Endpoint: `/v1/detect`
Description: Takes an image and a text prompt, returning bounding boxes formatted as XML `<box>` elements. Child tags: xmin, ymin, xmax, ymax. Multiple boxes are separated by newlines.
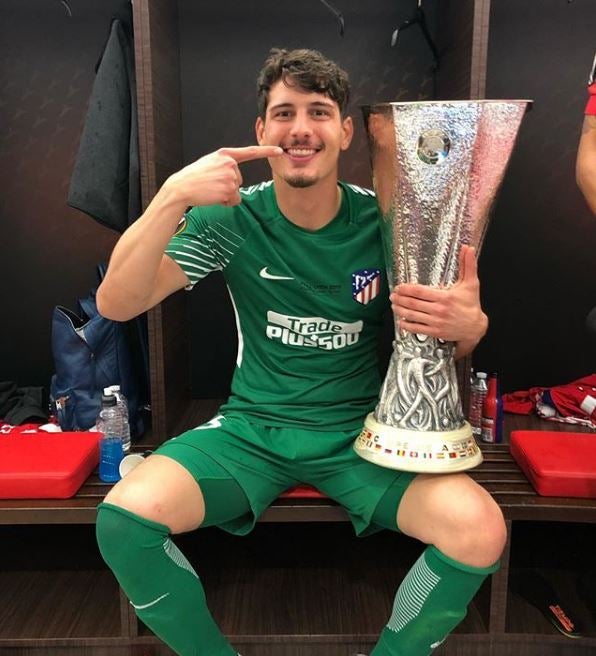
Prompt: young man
<box><xmin>95</xmin><ymin>48</ymin><xmax>505</xmax><ymax>656</ymax></box>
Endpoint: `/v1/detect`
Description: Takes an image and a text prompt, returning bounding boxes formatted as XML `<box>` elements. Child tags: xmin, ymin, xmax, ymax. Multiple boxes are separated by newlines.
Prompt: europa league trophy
<box><xmin>354</xmin><ymin>100</ymin><xmax>531</xmax><ymax>473</ymax></box>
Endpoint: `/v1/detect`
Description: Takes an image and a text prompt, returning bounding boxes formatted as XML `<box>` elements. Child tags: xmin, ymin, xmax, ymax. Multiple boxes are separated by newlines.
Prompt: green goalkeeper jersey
<box><xmin>165</xmin><ymin>180</ymin><xmax>388</xmax><ymax>430</ymax></box>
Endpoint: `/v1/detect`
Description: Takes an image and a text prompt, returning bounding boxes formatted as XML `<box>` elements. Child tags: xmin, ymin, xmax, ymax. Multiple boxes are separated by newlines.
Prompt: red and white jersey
<box><xmin>503</xmin><ymin>374</ymin><xmax>596</xmax><ymax>430</ymax></box>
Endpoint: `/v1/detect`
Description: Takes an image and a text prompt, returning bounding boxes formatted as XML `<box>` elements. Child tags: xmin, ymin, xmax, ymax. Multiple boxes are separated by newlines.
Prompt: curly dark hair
<box><xmin>256</xmin><ymin>48</ymin><xmax>351</xmax><ymax>118</ymax></box>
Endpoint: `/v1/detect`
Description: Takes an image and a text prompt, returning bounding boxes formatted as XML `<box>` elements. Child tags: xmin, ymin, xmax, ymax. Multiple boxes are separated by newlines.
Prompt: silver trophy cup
<box><xmin>354</xmin><ymin>100</ymin><xmax>531</xmax><ymax>473</ymax></box>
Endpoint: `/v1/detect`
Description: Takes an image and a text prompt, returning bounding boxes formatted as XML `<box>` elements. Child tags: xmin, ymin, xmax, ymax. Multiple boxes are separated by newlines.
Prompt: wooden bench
<box><xmin>1</xmin><ymin>413</ymin><xmax>595</xmax><ymax>656</ymax></box>
<box><xmin>1</xmin><ymin>414</ymin><xmax>594</xmax><ymax>526</ymax></box>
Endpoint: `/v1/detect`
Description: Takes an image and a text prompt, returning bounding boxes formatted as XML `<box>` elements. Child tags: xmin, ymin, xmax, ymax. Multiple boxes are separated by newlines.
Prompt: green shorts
<box><xmin>154</xmin><ymin>413</ymin><xmax>416</xmax><ymax>537</ymax></box>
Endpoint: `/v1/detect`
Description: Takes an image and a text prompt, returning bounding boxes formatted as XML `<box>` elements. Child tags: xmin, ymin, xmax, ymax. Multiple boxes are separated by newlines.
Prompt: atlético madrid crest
<box><xmin>352</xmin><ymin>268</ymin><xmax>381</xmax><ymax>305</ymax></box>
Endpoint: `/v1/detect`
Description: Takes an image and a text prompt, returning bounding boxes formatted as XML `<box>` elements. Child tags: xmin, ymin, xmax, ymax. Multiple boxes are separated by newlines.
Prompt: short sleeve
<box><xmin>164</xmin><ymin>207</ymin><xmax>223</xmax><ymax>289</ymax></box>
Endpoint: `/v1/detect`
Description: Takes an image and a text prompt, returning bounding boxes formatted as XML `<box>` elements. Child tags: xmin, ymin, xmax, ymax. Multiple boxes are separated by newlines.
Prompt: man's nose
<box><xmin>290</xmin><ymin>112</ymin><xmax>313</xmax><ymax>138</ymax></box>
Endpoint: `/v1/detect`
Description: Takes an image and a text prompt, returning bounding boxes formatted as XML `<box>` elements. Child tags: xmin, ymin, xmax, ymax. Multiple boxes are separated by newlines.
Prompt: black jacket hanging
<box><xmin>67</xmin><ymin>9</ymin><xmax>140</xmax><ymax>233</ymax></box>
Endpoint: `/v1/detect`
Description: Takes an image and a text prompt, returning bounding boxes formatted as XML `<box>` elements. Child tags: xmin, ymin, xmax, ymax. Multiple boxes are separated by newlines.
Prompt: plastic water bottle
<box><xmin>107</xmin><ymin>385</ymin><xmax>131</xmax><ymax>453</ymax></box>
<box><xmin>481</xmin><ymin>373</ymin><xmax>504</xmax><ymax>443</ymax></box>
<box><xmin>98</xmin><ymin>393</ymin><xmax>124</xmax><ymax>483</ymax></box>
<box><xmin>468</xmin><ymin>371</ymin><xmax>488</xmax><ymax>437</ymax></box>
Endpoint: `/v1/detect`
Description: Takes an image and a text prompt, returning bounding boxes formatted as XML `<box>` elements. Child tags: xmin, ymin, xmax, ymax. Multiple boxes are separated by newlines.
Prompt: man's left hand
<box><xmin>389</xmin><ymin>245</ymin><xmax>488</xmax><ymax>348</ymax></box>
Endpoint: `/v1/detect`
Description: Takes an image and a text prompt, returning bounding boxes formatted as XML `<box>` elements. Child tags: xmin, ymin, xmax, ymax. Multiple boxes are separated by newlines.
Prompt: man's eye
<box><xmin>312</xmin><ymin>109</ymin><xmax>331</xmax><ymax>118</ymax></box>
<box><xmin>275</xmin><ymin>111</ymin><xmax>292</xmax><ymax>119</ymax></box>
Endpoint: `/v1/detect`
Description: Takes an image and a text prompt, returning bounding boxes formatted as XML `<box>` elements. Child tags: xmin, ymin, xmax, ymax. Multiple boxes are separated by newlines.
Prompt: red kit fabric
<box><xmin>503</xmin><ymin>374</ymin><xmax>596</xmax><ymax>430</ymax></box>
<box><xmin>510</xmin><ymin>430</ymin><xmax>596</xmax><ymax>498</ymax></box>
<box><xmin>280</xmin><ymin>484</ymin><xmax>325</xmax><ymax>498</ymax></box>
<box><xmin>0</xmin><ymin>432</ymin><xmax>100</xmax><ymax>499</ymax></box>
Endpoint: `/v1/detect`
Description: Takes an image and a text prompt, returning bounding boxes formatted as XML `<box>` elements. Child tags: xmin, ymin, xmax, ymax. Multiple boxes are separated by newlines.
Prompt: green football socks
<box><xmin>96</xmin><ymin>502</ymin><xmax>236</xmax><ymax>656</ymax></box>
<box><xmin>97</xmin><ymin>502</ymin><xmax>498</xmax><ymax>656</ymax></box>
<box><xmin>371</xmin><ymin>545</ymin><xmax>499</xmax><ymax>656</ymax></box>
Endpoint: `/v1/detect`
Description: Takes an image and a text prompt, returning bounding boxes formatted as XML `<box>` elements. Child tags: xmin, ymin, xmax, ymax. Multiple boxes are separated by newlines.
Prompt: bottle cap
<box><xmin>109</xmin><ymin>385</ymin><xmax>121</xmax><ymax>392</ymax></box>
<box><xmin>477</xmin><ymin>372</ymin><xmax>487</xmax><ymax>379</ymax></box>
<box><xmin>103</xmin><ymin>387</ymin><xmax>114</xmax><ymax>396</ymax></box>
<box><xmin>102</xmin><ymin>393</ymin><xmax>117</xmax><ymax>406</ymax></box>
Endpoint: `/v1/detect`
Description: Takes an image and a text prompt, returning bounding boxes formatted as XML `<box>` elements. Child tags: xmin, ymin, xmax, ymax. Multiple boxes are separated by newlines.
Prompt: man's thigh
<box><xmin>156</xmin><ymin>414</ymin><xmax>297</xmax><ymax>535</ymax></box>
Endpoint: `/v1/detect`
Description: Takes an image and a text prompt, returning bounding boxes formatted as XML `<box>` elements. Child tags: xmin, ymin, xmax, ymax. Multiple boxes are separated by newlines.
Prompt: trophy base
<box><xmin>354</xmin><ymin>413</ymin><xmax>483</xmax><ymax>473</ymax></box>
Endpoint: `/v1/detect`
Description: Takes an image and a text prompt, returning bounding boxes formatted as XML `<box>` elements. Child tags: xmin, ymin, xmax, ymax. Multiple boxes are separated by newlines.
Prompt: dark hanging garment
<box><xmin>67</xmin><ymin>9</ymin><xmax>140</xmax><ymax>233</ymax></box>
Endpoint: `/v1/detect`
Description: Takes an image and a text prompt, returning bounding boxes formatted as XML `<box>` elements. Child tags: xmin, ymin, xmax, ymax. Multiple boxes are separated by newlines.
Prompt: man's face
<box><xmin>255</xmin><ymin>79</ymin><xmax>353</xmax><ymax>188</ymax></box>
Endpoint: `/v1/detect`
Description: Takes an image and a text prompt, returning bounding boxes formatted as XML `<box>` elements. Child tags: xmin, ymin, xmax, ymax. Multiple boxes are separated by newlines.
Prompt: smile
<box><xmin>283</xmin><ymin>147</ymin><xmax>321</xmax><ymax>158</ymax></box>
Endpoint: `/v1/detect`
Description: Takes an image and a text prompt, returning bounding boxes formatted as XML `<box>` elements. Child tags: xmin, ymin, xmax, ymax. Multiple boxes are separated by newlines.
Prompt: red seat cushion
<box><xmin>510</xmin><ymin>430</ymin><xmax>596</xmax><ymax>498</ymax></box>
<box><xmin>0</xmin><ymin>432</ymin><xmax>100</xmax><ymax>499</ymax></box>
<box><xmin>279</xmin><ymin>484</ymin><xmax>327</xmax><ymax>499</ymax></box>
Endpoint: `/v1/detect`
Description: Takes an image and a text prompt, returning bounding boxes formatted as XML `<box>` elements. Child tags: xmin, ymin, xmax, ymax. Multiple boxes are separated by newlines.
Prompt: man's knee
<box><xmin>103</xmin><ymin>477</ymin><xmax>168</xmax><ymax>527</ymax></box>
<box><xmin>102</xmin><ymin>455</ymin><xmax>206</xmax><ymax>533</ymax></box>
<box><xmin>399</xmin><ymin>473</ymin><xmax>507</xmax><ymax>567</ymax></box>
<box><xmin>449</xmin><ymin>487</ymin><xmax>507</xmax><ymax>565</ymax></box>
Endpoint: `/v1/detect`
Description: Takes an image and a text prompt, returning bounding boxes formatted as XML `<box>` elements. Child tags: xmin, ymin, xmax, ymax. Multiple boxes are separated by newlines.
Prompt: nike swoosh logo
<box><xmin>259</xmin><ymin>267</ymin><xmax>294</xmax><ymax>281</ymax></box>
<box><xmin>131</xmin><ymin>592</ymin><xmax>170</xmax><ymax>610</ymax></box>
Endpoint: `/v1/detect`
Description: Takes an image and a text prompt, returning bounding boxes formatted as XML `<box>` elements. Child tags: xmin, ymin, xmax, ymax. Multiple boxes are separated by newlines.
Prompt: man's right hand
<box><xmin>165</xmin><ymin>145</ymin><xmax>283</xmax><ymax>207</ymax></box>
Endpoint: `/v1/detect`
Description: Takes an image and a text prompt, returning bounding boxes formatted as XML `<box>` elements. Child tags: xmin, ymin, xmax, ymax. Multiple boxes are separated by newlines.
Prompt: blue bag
<box><xmin>50</xmin><ymin>271</ymin><xmax>148</xmax><ymax>436</ymax></box>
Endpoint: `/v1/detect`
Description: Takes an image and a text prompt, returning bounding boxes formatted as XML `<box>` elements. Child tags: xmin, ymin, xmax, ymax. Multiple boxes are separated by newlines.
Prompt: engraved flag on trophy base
<box><xmin>354</xmin><ymin>100</ymin><xmax>531</xmax><ymax>474</ymax></box>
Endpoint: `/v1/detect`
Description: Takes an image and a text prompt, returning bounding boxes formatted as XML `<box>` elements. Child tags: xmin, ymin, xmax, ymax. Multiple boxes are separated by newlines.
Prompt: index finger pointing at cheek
<box><xmin>219</xmin><ymin>145</ymin><xmax>283</xmax><ymax>163</ymax></box>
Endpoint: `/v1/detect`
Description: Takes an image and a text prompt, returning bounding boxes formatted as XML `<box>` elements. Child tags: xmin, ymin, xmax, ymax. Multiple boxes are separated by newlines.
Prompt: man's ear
<box><xmin>255</xmin><ymin>116</ymin><xmax>265</xmax><ymax>145</ymax></box>
<box><xmin>341</xmin><ymin>116</ymin><xmax>354</xmax><ymax>151</ymax></box>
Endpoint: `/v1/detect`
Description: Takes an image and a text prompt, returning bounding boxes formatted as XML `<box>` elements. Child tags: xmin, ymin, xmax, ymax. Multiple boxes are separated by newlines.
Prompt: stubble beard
<box><xmin>283</xmin><ymin>173</ymin><xmax>318</xmax><ymax>189</ymax></box>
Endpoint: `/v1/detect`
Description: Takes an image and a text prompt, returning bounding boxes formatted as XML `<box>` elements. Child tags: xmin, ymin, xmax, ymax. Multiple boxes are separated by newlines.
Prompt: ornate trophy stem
<box><xmin>354</xmin><ymin>100</ymin><xmax>531</xmax><ymax>473</ymax></box>
<box><xmin>376</xmin><ymin>333</ymin><xmax>460</xmax><ymax>430</ymax></box>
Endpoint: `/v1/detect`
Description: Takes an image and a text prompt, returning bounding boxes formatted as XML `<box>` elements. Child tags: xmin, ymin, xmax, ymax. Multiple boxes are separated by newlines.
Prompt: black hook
<box><xmin>391</xmin><ymin>0</ymin><xmax>440</xmax><ymax>72</ymax></box>
<box><xmin>318</xmin><ymin>0</ymin><xmax>345</xmax><ymax>37</ymax></box>
<box><xmin>58</xmin><ymin>0</ymin><xmax>73</xmax><ymax>18</ymax></box>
